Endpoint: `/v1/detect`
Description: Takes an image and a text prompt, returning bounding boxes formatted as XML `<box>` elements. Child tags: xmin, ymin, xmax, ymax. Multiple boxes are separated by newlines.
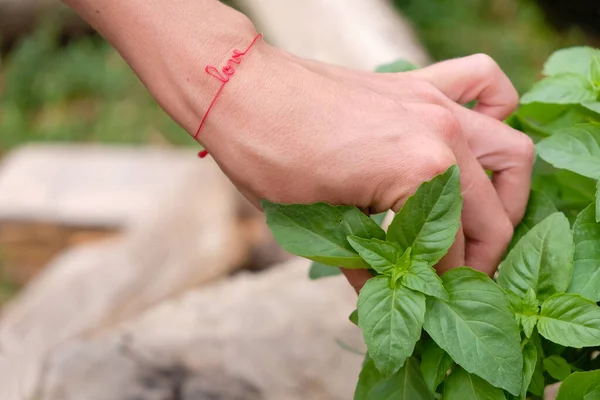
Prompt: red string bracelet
<box><xmin>194</xmin><ymin>33</ymin><xmax>263</xmax><ymax>158</ymax></box>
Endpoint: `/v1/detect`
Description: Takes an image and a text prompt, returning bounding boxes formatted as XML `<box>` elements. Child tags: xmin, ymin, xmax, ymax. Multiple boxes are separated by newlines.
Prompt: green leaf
<box><xmin>376</xmin><ymin>59</ymin><xmax>417</xmax><ymax>73</ymax></box>
<box><xmin>506</xmin><ymin>289</ymin><xmax>540</xmax><ymax>338</ymax></box>
<box><xmin>538</xmin><ymin>293</ymin><xmax>600</xmax><ymax>347</ymax></box>
<box><xmin>585</xmin><ymin>386</ymin><xmax>600</xmax><ymax>400</ymax></box>
<box><xmin>537</xmin><ymin>123</ymin><xmax>600</xmax><ymax>179</ymax></box>
<box><xmin>508</xmin><ymin>191</ymin><xmax>558</xmax><ymax>252</ymax></box>
<box><xmin>591</xmin><ymin>55</ymin><xmax>600</xmax><ymax>87</ymax></box>
<box><xmin>583</xmin><ymin>102</ymin><xmax>600</xmax><ymax>116</ymax></box>
<box><xmin>520</xmin><ymin>341</ymin><xmax>538</xmax><ymax>400</ymax></box>
<box><xmin>498</xmin><ymin>213</ymin><xmax>573</xmax><ymax>301</ymax></box>
<box><xmin>514</xmin><ymin>103</ymin><xmax>595</xmax><ymax>137</ymax></box>
<box><xmin>420</xmin><ymin>340</ymin><xmax>453</xmax><ymax>393</ymax></box>
<box><xmin>543</xmin><ymin>355</ymin><xmax>571</xmax><ymax>381</ymax></box>
<box><xmin>354</xmin><ymin>356</ymin><xmax>383</xmax><ymax>400</ymax></box>
<box><xmin>349</xmin><ymin>309</ymin><xmax>359</xmax><ymax>326</ymax></box>
<box><xmin>528</xmin><ymin>359</ymin><xmax>545</xmax><ymax>397</ymax></box>
<box><xmin>403</xmin><ymin>261</ymin><xmax>449</xmax><ymax>301</ymax></box>
<box><xmin>308</xmin><ymin>262</ymin><xmax>342</xmax><ymax>279</ymax></box>
<box><xmin>387</xmin><ymin>165</ymin><xmax>462</xmax><ymax>266</ymax></box>
<box><xmin>367</xmin><ymin>357</ymin><xmax>433</xmax><ymax>400</ymax></box>
<box><xmin>556</xmin><ymin>370</ymin><xmax>600</xmax><ymax>400</ymax></box>
<box><xmin>347</xmin><ymin>236</ymin><xmax>400</xmax><ymax>274</ymax></box>
<box><xmin>526</xmin><ymin>332</ymin><xmax>545</xmax><ymax>397</ymax></box>
<box><xmin>262</xmin><ymin>201</ymin><xmax>385</xmax><ymax>269</ymax></box>
<box><xmin>357</xmin><ymin>276</ymin><xmax>426</xmax><ymax>378</ymax></box>
<box><xmin>556</xmin><ymin>169</ymin><xmax>598</xmax><ymax>205</ymax></box>
<box><xmin>543</xmin><ymin>47</ymin><xmax>600</xmax><ymax>78</ymax></box>
<box><xmin>443</xmin><ymin>367</ymin><xmax>506</xmax><ymax>400</ymax></box>
<box><xmin>424</xmin><ymin>268</ymin><xmax>522</xmax><ymax>395</ymax></box>
<box><xmin>568</xmin><ymin>205</ymin><xmax>600</xmax><ymax>301</ymax></box>
<box><xmin>521</xmin><ymin>74</ymin><xmax>597</xmax><ymax>105</ymax></box>
<box><xmin>371</xmin><ymin>212</ymin><xmax>388</xmax><ymax>226</ymax></box>
<box><xmin>597</xmin><ymin>181</ymin><xmax>600</xmax><ymax>223</ymax></box>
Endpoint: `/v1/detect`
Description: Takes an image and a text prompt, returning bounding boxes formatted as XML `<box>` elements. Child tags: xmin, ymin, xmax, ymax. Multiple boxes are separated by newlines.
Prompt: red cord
<box><xmin>195</xmin><ymin>33</ymin><xmax>263</xmax><ymax>158</ymax></box>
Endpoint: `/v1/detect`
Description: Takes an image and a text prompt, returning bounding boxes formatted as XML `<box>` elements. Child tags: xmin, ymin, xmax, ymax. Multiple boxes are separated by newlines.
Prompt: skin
<box><xmin>63</xmin><ymin>0</ymin><xmax>535</xmax><ymax>292</ymax></box>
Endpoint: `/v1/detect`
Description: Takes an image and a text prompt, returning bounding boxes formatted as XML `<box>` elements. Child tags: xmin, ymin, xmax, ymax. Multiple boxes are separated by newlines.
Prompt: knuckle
<box><xmin>414</xmin><ymin>81</ymin><xmax>446</xmax><ymax>105</ymax></box>
<box><xmin>384</xmin><ymin>146</ymin><xmax>456</xmax><ymax>213</ymax></box>
<box><xmin>428</xmin><ymin>105</ymin><xmax>461</xmax><ymax>142</ymax></box>
<box><xmin>506</xmin><ymin>86</ymin><xmax>520</xmax><ymax>110</ymax></box>
<box><xmin>471</xmin><ymin>53</ymin><xmax>499</xmax><ymax>72</ymax></box>
<box><xmin>513</xmin><ymin>133</ymin><xmax>536</xmax><ymax>165</ymax></box>
<box><xmin>497</xmin><ymin>218</ymin><xmax>515</xmax><ymax>246</ymax></box>
<box><xmin>420</xmin><ymin>147</ymin><xmax>457</xmax><ymax>179</ymax></box>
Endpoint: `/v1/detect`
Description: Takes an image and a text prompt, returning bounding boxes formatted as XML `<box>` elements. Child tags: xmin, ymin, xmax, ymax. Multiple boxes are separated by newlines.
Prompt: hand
<box><xmin>198</xmin><ymin>44</ymin><xmax>534</xmax><ymax>291</ymax></box>
<box><xmin>63</xmin><ymin>0</ymin><xmax>533</xmax><ymax>292</ymax></box>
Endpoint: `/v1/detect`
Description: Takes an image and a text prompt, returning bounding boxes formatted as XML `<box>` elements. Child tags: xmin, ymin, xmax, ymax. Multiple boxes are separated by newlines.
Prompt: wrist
<box><xmin>65</xmin><ymin>0</ymin><xmax>260</xmax><ymax>138</ymax></box>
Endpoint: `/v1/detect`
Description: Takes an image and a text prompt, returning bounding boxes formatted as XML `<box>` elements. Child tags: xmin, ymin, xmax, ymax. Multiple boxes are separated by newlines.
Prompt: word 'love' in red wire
<box><xmin>195</xmin><ymin>33</ymin><xmax>263</xmax><ymax>158</ymax></box>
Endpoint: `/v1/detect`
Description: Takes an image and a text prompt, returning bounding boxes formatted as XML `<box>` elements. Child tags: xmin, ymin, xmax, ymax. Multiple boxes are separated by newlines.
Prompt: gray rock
<box><xmin>0</xmin><ymin>145</ymin><xmax>246</xmax><ymax>400</ymax></box>
<box><xmin>36</xmin><ymin>259</ymin><xmax>364</xmax><ymax>400</ymax></box>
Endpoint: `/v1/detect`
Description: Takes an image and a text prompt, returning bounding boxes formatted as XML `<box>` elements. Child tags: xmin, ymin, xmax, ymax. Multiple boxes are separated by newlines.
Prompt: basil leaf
<box><xmin>556</xmin><ymin>370</ymin><xmax>600</xmax><ymax>400</ymax></box>
<box><xmin>583</xmin><ymin>102</ymin><xmax>600</xmax><ymax>116</ymax></box>
<box><xmin>347</xmin><ymin>236</ymin><xmax>400</xmax><ymax>274</ymax></box>
<box><xmin>543</xmin><ymin>355</ymin><xmax>571</xmax><ymax>381</ymax></box>
<box><xmin>262</xmin><ymin>201</ymin><xmax>385</xmax><ymax>269</ymax></box>
<box><xmin>506</xmin><ymin>289</ymin><xmax>539</xmax><ymax>338</ymax></box>
<box><xmin>508</xmin><ymin>191</ymin><xmax>558</xmax><ymax>253</ymax></box>
<box><xmin>515</xmin><ymin>103</ymin><xmax>594</xmax><ymax>137</ymax></box>
<box><xmin>597</xmin><ymin>181</ymin><xmax>600</xmax><ymax>223</ymax></box>
<box><xmin>376</xmin><ymin>59</ymin><xmax>417</xmax><ymax>73</ymax></box>
<box><xmin>308</xmin><ymin>262</ymin><xmax>342</xmax><ymax>279</ymax></box>
<box><xmin>538</xmin><ymin>293</ymin><xmax>600</xmax><ymax>347</ymax></box>
<box><xmin>424</xmin><ymin>268</ymin><xmax>522</xmax><ymax>395</ymax></box>
<box><xmin>498</xmin><ymin>213</ymin><xmax>573</xmax><ymax>301</ymax></box>
<box><xmin>367</xmin><ymin>357</ymin><xmax>433</xmax><ymax>400</ymax></box>
<box><xmin>528</xmin><ymin>359</ymin><xmax>545</xmax><ymax>396</ymax></box>
<box><xmin>536</xmin><ymin>123</ymin><xmax>600</xmax><ymax>179</ymax></box>
<box><xmin>568</xmin><ymin>205</ymin><xmax>600</xmax><ymax>301</ymax></box>
<box><xmin>403</xmin><ymin>261</ymin><xmax>449</xmax><ymax>301</ymax></box>
<box><xmin>371</xmin><ymin>212</ymin><xmax>388</xmax><ymax>226</ymax></box>
<box><xmin>556</xmin><ymin>169</ymin><xmax>598</xmax><ymax>206</ymax></box>
<box><xmin>443</xmin><ymin>367</ymin><xmax>506</xmax><ymax>400</ymax></box>
<box><xmin>420</xmin><ymin>340</ymin><xmax>453</xmax><ymax>393</ymax></box>
<box><xmin>358</xmin><ymin>276</ymin><xmax>426</xmax><ymax>378</ymax></box>
<box><xmin>521</xmin><ymin>74</ymin><xmax>597</xmax><ymax>105</ymax></box>
<box><xmin>349</xmin><ymin>309</ymin><xmax>359</xmax><ymax>326</ymax></box>
<box><xmin>520</xmin><ymin>341</ymin><xmax>538</xmax><ymax>400</ymax></box>
<box><xmin>591</xmin><ymin>55</ymin><xmax>600</xmax><ymax>87</ymax></box>
<box><xmin>543</xmin><ymin>47</ymin><xmax>600</xmax><ymax>78</ymax></box>
<box><xmin>354</xmin><ymin>356</ymin><xmax>383</xmax><ymax>400</ymax></box>
<box><xmin>585</xmin><ymin>387</ymin><xmax>600</xmax><ymax>400</ymax></box>
<box><xmin>387</xmin><ymin>165</ymin><xmax>462</xmax><ymax>266</ymax></box>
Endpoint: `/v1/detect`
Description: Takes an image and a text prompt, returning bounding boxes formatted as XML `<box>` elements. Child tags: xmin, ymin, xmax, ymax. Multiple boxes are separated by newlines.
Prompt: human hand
<box><xmin>285</xmin><ymin>53</ymin><xmax>535</xmax><ymax>289</ymax></box>
<box><xmin>63</xmin><ymin>0</ymin><xmax>533</xmax><ymax>292</ymax></box>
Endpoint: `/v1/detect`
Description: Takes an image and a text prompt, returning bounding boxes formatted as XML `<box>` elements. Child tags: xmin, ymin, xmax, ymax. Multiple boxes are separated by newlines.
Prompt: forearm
<box><xmin>62</xmin><ymin>0</ymin><xmax>260</xmax><ymax>136</ymax></box>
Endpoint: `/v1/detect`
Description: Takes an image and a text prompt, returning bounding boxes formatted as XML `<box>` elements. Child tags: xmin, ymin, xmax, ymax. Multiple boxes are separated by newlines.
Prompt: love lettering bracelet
<box><xmin>194</xmin><ymin>33</ymin><xmax>263</xmax><ymax>158</ymax></box>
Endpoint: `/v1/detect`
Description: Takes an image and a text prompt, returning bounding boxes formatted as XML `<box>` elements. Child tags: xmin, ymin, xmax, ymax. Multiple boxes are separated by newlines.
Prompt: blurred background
<box><xmin>0</xmin><ymin>0</ymin><xmax>598</xmax><ymax>399</ymax></box>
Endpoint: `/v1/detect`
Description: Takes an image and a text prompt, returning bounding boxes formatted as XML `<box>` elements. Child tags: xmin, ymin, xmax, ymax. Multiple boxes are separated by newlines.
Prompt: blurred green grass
<box><xmin>394</xmin><ymin>0</ymin><xmax>590</xmax><ymax>93</ymax></box>
<box><xmin>0</xmin><ymin>19</ymin><xmax>193</xmax><ymax>155</ymax></box>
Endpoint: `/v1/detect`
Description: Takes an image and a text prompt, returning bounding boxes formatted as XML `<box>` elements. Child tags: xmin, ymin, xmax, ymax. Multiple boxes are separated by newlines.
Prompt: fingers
<box><xmin>450</xmin><ymin>134</ymin><xmax>514</xmax><ymax>276</ymax></box>
<box><xmin>342</xmin><ymin>268</ymin><xmax>372</xmax><ymax>294</ymax></box>
<box><xmin>453</xmin><ymin>106</ymin><xmax>535</xmax><ymax>226</ymax></box>
<box><xmin>413</xmin><ymin>54</ymin><xmax>519</xmax><ymax>120</ymax></box>
<box><xmin>436</xmin><ymin>225</ymin><xmax>466</xmax><ymax>275</ymax></box>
